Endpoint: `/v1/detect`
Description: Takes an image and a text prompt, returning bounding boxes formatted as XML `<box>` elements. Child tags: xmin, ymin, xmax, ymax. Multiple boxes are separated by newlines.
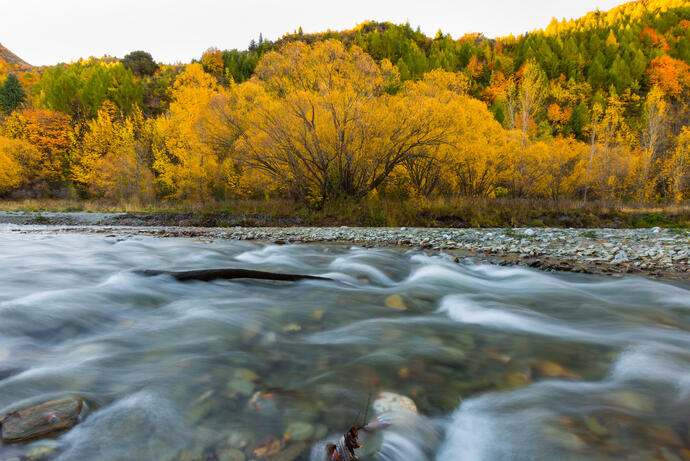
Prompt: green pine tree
<box><xmin>0</xmin><ymin>73</ymin><xmax>26</xmax><ymax>113</ymax></box>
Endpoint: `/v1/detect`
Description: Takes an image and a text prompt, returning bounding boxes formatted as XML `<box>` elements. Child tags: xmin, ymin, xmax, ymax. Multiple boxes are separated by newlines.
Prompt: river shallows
<box><xmin>0</xmin><ymin>232</ymin><xmax>689</xmax><ymax>460</ymax></box>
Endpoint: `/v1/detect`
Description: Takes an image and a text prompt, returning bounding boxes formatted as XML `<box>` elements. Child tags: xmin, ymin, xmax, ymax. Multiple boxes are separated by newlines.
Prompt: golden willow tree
<box><xmin>398</xmin><ymin>69</ymin><xmax>517</xmax><ymax>198</ymax></box>
<box><xmin>71</xmin><ymin>101</ymin><xmax>155</xmax><ymax>200</ymax></box>
<box><xmin>152</xmin><ymin>63</ymin><xmax>233</xmax><ymax>200</ymax></box>
<box><xmin>205</xmin><ymin>40</ymin><xmax>451</xmax><ymax>205</ymax></box>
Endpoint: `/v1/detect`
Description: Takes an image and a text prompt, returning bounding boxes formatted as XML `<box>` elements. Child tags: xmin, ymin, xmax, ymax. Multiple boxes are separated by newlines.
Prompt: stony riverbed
<box><xmin>1</xmin><ymin>212</ymin><xmax>688</xmax><ymax>280</ymax></box>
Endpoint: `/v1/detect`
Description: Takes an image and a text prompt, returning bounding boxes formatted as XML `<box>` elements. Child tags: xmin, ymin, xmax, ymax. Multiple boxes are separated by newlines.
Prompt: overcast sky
<box><xmin>3</xmin><ymin>0</ymin><xmax>624</xmax><ymax>66</ymax></box>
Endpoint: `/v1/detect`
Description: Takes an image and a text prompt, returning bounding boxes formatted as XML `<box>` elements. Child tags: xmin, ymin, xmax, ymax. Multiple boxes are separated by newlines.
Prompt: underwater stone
<box><xmin>1</xmin><ymin>397</ymin><xmax>83</xmax><ymax>443</ymax></box>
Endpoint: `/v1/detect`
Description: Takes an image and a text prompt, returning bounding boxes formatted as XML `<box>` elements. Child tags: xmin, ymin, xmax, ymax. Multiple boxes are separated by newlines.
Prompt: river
<box><xmin>0</xmin><ymin>230</ymin><xmax>689</xmax><ymax>460</ymax></box>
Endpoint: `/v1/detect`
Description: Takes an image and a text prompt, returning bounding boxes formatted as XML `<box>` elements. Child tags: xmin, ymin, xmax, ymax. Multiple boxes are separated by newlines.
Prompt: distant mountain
<box><xmin>0</xmin><ymin>43</ymin><xmax>32</xmax><ymax>69</ymax></box>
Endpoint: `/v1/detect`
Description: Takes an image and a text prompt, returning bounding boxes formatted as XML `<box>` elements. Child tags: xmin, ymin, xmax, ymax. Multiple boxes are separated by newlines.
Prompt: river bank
<box><xmin>2</xmin><ymin>212</ymin><xmax>688</xmax><ymax>281</ymax></box>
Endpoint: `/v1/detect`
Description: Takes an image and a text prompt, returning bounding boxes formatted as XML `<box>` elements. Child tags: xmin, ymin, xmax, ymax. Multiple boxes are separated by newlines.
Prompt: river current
<box><xmin>0</xmin><ymin>230</ymin><xmax>689</xmax><ymax>460</ymax></box>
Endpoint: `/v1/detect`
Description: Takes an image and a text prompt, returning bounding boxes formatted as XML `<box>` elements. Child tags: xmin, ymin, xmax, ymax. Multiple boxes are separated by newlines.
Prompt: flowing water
<box><xmin>0</xmin><ymin>230</ymin><xmax>689</xmax><ymax>461</ymax></box>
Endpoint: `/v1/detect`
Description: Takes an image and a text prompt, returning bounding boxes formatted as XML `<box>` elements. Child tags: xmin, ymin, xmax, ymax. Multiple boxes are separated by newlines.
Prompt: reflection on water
<box><xmin>0</xmin><ymin>231</ymin><xmax>689</xmax><ymax>460</ymax></box>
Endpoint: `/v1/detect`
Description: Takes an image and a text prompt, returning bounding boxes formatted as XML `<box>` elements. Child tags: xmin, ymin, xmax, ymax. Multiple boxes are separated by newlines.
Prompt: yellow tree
<box><xmin>153</xmin><ymin>63</ymin><xmax>225</xmax><ymax>200</ymax></box>
<box><xmin>405</xmin><ymin>70</ymin><xmax>513</xmax><ymax>198</ymax></box>
<box><xmin>201</xmin><ymin>47</ymin><xmax>224</xmax><ymax>79</ymax></box>
<box><xmin>639</xmin><ymin>86</ymin><xmax>667</xmax><ymax>201</ymax></box>
<box><xmin>596</xmin><ymin>95</ymin><xmax>626</xmax><ymax>200</ymax></box>
<box><xmin>538</xmin><ymin>136</ymin><xmax>587</xmax><ymax>199</ymax></box>
<box><xmin>584</xmin><ymin>101</ymin><xmax>604</xmax><ymax>202</ymax></box>
<box><xmin>72</xmin><ymin>101</ymin><xmax>154</xmax><ymax>200</ymax></box>
<box><xmin>665</xmin><ymin>127</ymin><xmax>690</xmax><ymax>202</ymax></box>
<box><xmin>503</xmin><ymin>59</ymin><xmax>547</xmax><ymax>196</ymax></box>
<box><xmin>208</xmin><ymin>41</ymin><xmax>448</xmax><ymax>205</ymax></box>
<box><xmin>0</xmin><ymin>136</ymin><xmax>36</xmax><ymax>193</ymax></box>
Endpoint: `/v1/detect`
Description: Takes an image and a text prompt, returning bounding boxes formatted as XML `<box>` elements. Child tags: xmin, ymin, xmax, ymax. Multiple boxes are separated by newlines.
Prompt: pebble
<box><xmin>227</xmin><ymin>379</ymin><xmax>255</xmax><ymax>397</ymax></box>
<box><xmin>373</xmin><ymin>392</ymin><xmax>418</xmax><ymax>415</ymax></box>
<box><xmin>606</xmin><ymin>391</ymin><xmax>656</xmax><ymax>413</ymax></box>
<box><xmin>217</xmin><ymin>448</ymin><xmax>245</xmax><ymax>461</ymax></box>
<box><xmin>284</xmin><ymin>421</ymin><xmax>314</xmax><ymax>441</ymax></box>
<box><xmin>234</xmin><ymin>368</ymin><xmax>259</xmax><ymax>382</ymax></box>
<box><xmin>533</xmin><ymin>360</ymin><xmax>580</xmax><ymax>380</ymax></box>
<box><xmin>384</xmin><ymin>294</ymin><xmax>407</xmax><ymax>311</ymax></box>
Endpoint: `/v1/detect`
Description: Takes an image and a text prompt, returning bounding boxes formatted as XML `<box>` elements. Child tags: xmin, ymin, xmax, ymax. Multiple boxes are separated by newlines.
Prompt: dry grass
<box><xmin>0</xmin><ymin>197</ymin><xmax>688</xmax><ymax>228</ymax></box>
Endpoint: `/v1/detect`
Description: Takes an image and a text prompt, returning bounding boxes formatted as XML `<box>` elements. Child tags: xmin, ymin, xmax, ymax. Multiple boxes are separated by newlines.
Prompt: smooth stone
<box><xmin>272</xmin><ymin>442</ymin><xmax>306</xmax><ymax>461</ymax></box>
<box><xmin>185</xmin><ymin>401</ymin><xmax>212</xmax><ymax>424</ymax></box>
<box><xmin>27</xmin><ymin>445</ymin><xmax>55</xmax><ymax>460</ymax></box>
<box><xmin>384</xmin><ymin>294</ymin><xmax>407</xmax><ymax>311</ymax></box>
<box><xmin>583</xmin><ymin>417</ymin><xmax>608</xmax><ymax>436</ymax></box>
<box><xmin>543</xmin><ymin>426</ymin><xmax>587</xmax><ymax>452</ymax></box>
<box><xmin>227</xmin><ymin>379</ymin><xmax>255</xmax><ymax>397</ymax></box>
<box><xmin>503</xmin><ymin>371</ymin><xmax>531</xmax><ymax>388</ymax></box>
<box><xmin>227</xmin><ymin>430</ymin><xmax>252</xmax><ymax>449</ymax></box>
<box><xmin>645</xmin><ymin>425</ymin><xmax>685</xmax><ymax>448</ymax></box>
<box><xmin>284</xmin><ymin>421</ymin><xmax>314</xmax><ymax>441</ymax></box>
<box><xmin>1</xmin><ymin>397</ymin><xmax>83</xmax><ymax>443</ymax></box>
<box><xmin>607</xmin><ymin>391</ymin><xmax>656</xmax><ymax>413</ymax></box>
<box><xmin>233</xmin><ymin>368</ymin><xmax>259</xmax><ymax>382</ymax></box>
<box><xmin>373</xmin><ymin>392</ymin><xmax>417</xmax><ymax>415</ymax></box>
<box><xmin>533</xmin><ymin>360</ymin><xmax>580</xmax><ymax>379</ymax></box>
<box><xmin>217</xmin><ymin>448</ymin><xmax>245</xmax><ymax>461</ymax></box>
<box><xmin>252</xmin><ymin>436</ymin><xmax>282</xmax><ymax>459</ymax></box>
<box><xmin>282</xmin><ymin>323</ymin><xmax>302</xmax><ymax>333</ymax></box>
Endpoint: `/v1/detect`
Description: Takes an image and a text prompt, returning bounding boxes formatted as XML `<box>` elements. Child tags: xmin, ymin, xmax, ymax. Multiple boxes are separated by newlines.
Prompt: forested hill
<box><xmin>0</xmin><ymin>0</ymin><xmax>689</xmax><ymax>206</ymax></box>
<box><xmin>221</xmin><ymin>0</ymin><xmax>690</xmax><ymax>136</ymax></box>
<box><xmin>0</xmin><ymin>43</ymin><xmax>31</xmax><ymax>70</ymax></box>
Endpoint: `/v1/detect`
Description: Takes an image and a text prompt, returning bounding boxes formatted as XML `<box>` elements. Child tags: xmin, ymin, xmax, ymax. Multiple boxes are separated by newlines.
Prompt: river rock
<box><xmin>252</xmin><ymin>435</ymin><xmax>282</xmax><ymax>459</ymax></box>
<box><xmin>272</xmin><ymin>442</ymin><xmax>306</xmax><ymax>461</ymax></box>
<box><xmin>607</xmin><ymin>391</ymin><xmax>656</xmax><ymax>413</ymax></box>
<box><xmin>284</xmin><ymin>421</ymin><xmax>314</xmax><ymax>441</ymax></box>
<box><xmin>384</xmin><ymin>294</ymin><xmax>407</xmax><ymax>311</ymax></box>
<box><xmin>372</xmin><ymin>392</ymin><xmax>417</xmax><ymax>415</ymax></box>
<box><xmin>503</xmin><ymin>371</ymin><xmax>531</xmax><ymax>388</ymax></box>
<box><xmin>227</xmin><ymin>379</ymin><xmax>255</xmax><ymax>397</ymax></box>
<box><xmin>217</xmin><ymin>447</ymin><xmax>245</xmax><ymax>461</ymax></box>
<box><xmin>1</xmin><ymin>397</ymin><xmax>83</xmax><ymax>443</ymax></box>
<box><xmin>227</xmin><ymin>430</ymin><xmax>252</xmax><ymax>449</ymax></box>
<box><xmin>533</xmin><ymin>360</ymin><xmax>580</xmax><ymax>379</ymax></box>
<box><xmin>26</xmin><ymin>445</ymin><xmax>56</xmax><ymax>460</ymax></box>
<box><xmin>233</xmin><ymin>368</ymin><xmax>259</xmax><ymax>382</ymax></box>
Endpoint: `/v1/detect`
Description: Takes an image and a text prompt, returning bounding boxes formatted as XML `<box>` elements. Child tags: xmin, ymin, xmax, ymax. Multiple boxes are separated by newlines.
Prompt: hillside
<box><xmin>0</xmin><ymin>43</ymin><xmax>31</xmax><ymax>69</ymax></box>
<box><xmin>0</xmin><ymin>0</ymin><xmax>688</xmax><ymax>206</ymax></box>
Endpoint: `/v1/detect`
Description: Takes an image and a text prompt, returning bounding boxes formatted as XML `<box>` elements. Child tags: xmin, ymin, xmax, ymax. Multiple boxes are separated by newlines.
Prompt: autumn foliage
<box><xmin>0</xmin><ymin>0</ymin><xmax>689</xmax><ymax>204</ymax></box>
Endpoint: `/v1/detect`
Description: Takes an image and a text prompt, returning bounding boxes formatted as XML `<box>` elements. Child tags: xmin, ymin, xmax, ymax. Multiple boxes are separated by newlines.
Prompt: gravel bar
<box><xmin>1</xmin><ymin>213</ymin><xmax>688</xmax><ymax>281</ymax></box>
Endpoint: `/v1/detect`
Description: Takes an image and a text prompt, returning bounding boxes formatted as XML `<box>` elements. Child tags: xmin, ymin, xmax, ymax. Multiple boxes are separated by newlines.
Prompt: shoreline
<box><xmin>2</xmin><ymin>212</ymin><xmax>688</xmax><ymax>282</ymax></box>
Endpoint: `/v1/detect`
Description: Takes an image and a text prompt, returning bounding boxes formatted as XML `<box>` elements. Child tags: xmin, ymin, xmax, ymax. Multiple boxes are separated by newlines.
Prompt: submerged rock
<box><xmin>373</xmin><ymin>392</ymin><xmax>418</xmax><ymax>415</ymax></box>
<box><xmin>283</xmin><ymin>421</ymin><xmax>314</xmax><ymax>441</ymax></box>
<box><xmin>1</xmin><ymin>397</ymin><xmax>83</xmax><ymax>443</ymax></box>
<box><xmin>216</xmin><ymin>447</ymin><xmax>245</xmax><ymax>461</ymax></box>
<box><xmin>384</xmin><ymin>294</ymin><xmax>407</xmax><ymax>311</ymax></box>
<box><xmin>533</xmin><ymin>360</ymin><xmax>580</xmax><ymax>380</ymax></box>
<box><xmin>227</xmin><ymin>379</ymin><xmax>255</xmax><ymax>397</ymax></box>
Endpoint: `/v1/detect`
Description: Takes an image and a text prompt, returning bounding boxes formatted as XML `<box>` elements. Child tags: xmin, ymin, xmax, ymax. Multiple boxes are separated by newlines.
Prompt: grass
<box><xmin>0</xmin><ymin>197</ymin><xmax>688</xmax><ymax>229</ymax></box>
